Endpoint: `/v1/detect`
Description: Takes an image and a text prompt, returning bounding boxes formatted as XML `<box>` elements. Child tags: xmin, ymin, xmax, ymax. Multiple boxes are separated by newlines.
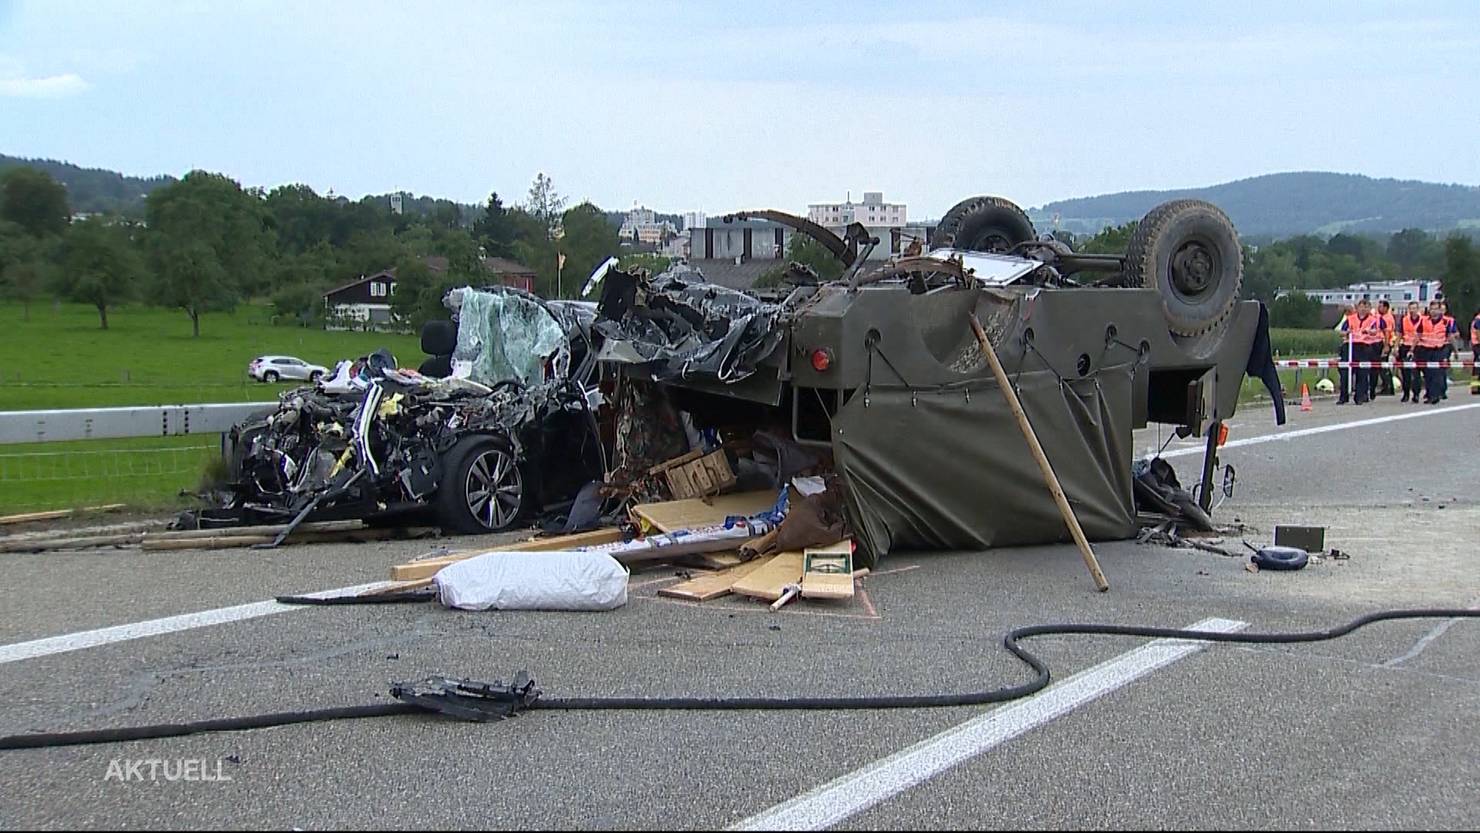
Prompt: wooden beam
<box><xmin>147</xmin><ymin>519</ymin><xmax>364</xmax><ymax>541</ymax></box>
<box><xmin>0</xmin><ymin>533</ymin><xmax>144</xmax><ymax>553</ymax></box>
<box><xmin>387</xmin><ymin>527</ymin><xmax>626</xmax><ymax>581</ymax></box>
<box><xmin>970</xmin><ymin>313</ymin><xmax>1110</xmax><ymax>592</ymax></box>
<box><xmin>0</xmin><ymin>504</ymin><xmax>127</xmax><ymax>526</ymax></box>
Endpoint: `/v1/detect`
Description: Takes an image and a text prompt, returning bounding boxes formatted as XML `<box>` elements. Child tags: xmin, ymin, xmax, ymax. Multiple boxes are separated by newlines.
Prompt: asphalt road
<box><xmin>0</xmin><ymin>396</ymin><xmax>1476</xmax><ymax>830</ymax></box>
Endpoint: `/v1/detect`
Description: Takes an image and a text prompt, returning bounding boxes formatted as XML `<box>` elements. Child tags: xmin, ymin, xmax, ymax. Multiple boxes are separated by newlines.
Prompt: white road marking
<box><xmin>730</xmin><ymin>617</ymin><xmax>1248</xmax><ymax>831</ymax></box>
<box><xmin>0</xmin><ymin>582</ymin><xmax>392</xmax><ymax>665</ymax></box>
<box><xmin>1383</xmin><ymin>615</ymin><xmax>1471</xmax><ymax>668</ymax></box>
<box><xmin>1159</xmin><ymin>402</ymin><xmax>1480</xmax><ymax>459</ymax></box>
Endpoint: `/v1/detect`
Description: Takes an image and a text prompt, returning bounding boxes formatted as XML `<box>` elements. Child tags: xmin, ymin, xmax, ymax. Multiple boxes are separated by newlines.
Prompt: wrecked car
<box><xmin>591</xmin><ymin>196</ymin><xmax>1284</xmax><ymax>566</ymax></box>
<box><xmin>193</xmin><ymin>286</ymin><xmax>606</xmax><ymax>535</ymax></box>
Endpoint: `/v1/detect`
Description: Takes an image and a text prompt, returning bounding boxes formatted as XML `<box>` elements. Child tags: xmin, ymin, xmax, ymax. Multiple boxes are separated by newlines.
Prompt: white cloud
<box><xmin>0</xmin><ymin>72</ymin><xmax>90</xmax><ymax>98</ymax></box>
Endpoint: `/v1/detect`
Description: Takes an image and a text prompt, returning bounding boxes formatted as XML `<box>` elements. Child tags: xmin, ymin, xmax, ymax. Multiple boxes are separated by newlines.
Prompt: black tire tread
<box><xmin>1124</xmin><ymin>199</ymin><xmax>1242</xmax><ymax>338</ymax></box>
<box><xmin>935</xmin><ymin>196</ymin><xmax>1036</xmax><ymax>251</ymax></box>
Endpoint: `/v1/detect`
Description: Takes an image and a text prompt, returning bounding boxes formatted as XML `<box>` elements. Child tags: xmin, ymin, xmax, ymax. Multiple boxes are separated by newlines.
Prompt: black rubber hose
<box><xmin>0</xmin><ymin>704</ymin><xmax>422</xmax><ymax>750</ymax></box>
<box><xmin>2</xmin><ymin>608</ymin><xmax>1474</xmax><ymax>749</ymax></box>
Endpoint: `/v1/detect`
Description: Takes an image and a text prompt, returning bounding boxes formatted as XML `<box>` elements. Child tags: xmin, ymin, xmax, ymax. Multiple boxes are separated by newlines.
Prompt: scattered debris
<box><xmin>801</xmin><ymin>541</ymin><xmax>855</xmax><ymax>600</ymax></box>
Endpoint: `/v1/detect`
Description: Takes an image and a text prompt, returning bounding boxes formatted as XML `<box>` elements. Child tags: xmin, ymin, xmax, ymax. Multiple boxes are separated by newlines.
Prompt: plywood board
<box><xmin>730</xmin><ymin>551</ymin><xmax>805</xmax><ymax>601</ymax></box>
<box><xmin>388</xmin><ymin>527</ymin><xmax>625</xmax><ymax>581</ymax></box>
<box><xmin>630</xmin><ymin>490</ymin><xmax>776</xmax><ymax>534</ymax></box>
<box><xmin>658</xmin><ymin>558</ymin><xmax>769</xmax><ymax>602</ymax></box>
<box><xmin>801</xmin><ymin>540</ymin><xmax>855</xmax><ymax>600</ymax></box>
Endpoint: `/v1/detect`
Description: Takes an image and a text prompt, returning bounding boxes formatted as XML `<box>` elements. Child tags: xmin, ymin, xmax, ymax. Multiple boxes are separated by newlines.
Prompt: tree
<box><xmin>264</xmin><ymin>184</ymin><xmax>339</xmax><ymax>254</ymax></box>
<box><xmin>0</xmin><ymin>167</ymin><xmax>70</xmax><ymax>238</ymax></box>
<box><xmin>146</xmin><ymin>171</ymin><xmax>274</xmax><ymax>335</ymax></box>
<box><xmin>549</xmin><ymin>202</ymin><xmax>620</xmax><ymax>299</ymax></box>
<box><xmin>1442</xmin><ymin>235</ymin><xmax>1480</xmax><ymax>330</ymax></box>
<box><xmin>1268</xmin><ymin>292</ymin><xmax>1323</xmax><ymax>329</ymax></box>
<box><xmin>755</xmin><ymin>235</ymin><xmax>847</xmax><ymax>288</ymax></box>
<box><xmin>389</xmin><ymin>256</ymin><xmax>445</xmax><ymax>327</ymax></box>
<box><xmin>0</xmin><ymin>222</ymin><xmax>48</xmax><ymax>319</ymax></box>
<box><xmin>54</xmin><ymin>217</ymin><xmax>142</xmax><ymax>329</ymax></box>
<box><xmin>1387</xmin><ymin>228</ymin><xmax>1433</xmax><ymax>269</ymax></box>
<box><xmin>525</xmin><ymin>172</ymin><xmax>566</xmax><ymax>240</ymax></box>
<box><xmin>473</xmin><ymin>192</ymin><xmax>518</xmax><ymax>258</ymax></box>
<box><xmin>1076</xmin><ymin>221</ymin><xmax>1137</xmax><ymax>255</ymax></box>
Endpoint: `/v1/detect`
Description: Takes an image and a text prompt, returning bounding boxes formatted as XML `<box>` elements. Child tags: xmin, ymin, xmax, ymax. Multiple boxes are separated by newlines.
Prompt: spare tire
<box><xmin>934</xmin><ymin>196</ymin><xmax>1036</xmax><ymax>253</ymax></box>
<box><xmin>1124</xmin><ymin>200</ymin><xmax>1242</xmax><ymax>344</ymax></box>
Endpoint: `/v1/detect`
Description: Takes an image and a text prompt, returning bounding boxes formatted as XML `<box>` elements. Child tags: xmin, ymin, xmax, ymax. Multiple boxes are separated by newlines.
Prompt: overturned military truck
<box><xmin>594</xmin><ymin>197</ymin><xmax>1285</xmax><ymax>567</ymax></box>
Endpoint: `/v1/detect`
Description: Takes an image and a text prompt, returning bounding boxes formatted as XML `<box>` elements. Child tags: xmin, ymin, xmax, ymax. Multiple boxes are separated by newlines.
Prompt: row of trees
<box><xmin>1072</xmin><ymin>221</ymin><xmax>1480</xmax><ymax>329</ymax></box>
<box><xmin>0</xmin><ymin>166</ymin><xmax>626</xmax><ymax>335</ymax></box>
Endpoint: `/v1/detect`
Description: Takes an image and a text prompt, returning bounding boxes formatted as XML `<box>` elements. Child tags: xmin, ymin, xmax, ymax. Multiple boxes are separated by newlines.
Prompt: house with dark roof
<box><xmin>323</xmin><ymin>255</ymin><xmax>540</xmax><ymax>330</ymax></box>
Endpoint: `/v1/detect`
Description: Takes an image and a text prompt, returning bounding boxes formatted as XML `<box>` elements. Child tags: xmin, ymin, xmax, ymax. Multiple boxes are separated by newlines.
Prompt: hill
<box><xmin>1030</xmin><ymin>172</ymin><xmax>1480</xmax><ymax>238</ymax></box>
<box><xmin>0</xmin><ymin>154</ymin><xmax>176</xmax><ymax>215</ymax></box>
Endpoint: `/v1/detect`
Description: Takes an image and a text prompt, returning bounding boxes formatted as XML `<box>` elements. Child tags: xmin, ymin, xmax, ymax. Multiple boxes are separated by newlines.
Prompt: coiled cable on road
<box><xmin>1</xmin><ymin>608</ymin><xmax>1474</xmax><ymax>750</ymax></box>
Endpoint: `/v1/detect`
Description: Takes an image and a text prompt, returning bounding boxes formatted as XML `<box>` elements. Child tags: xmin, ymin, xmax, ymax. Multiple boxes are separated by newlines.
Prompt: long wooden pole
<box><xmin>970</xmin><ymin>314</ymin><xmax>1110</xmax><ymax>592</ymax></box>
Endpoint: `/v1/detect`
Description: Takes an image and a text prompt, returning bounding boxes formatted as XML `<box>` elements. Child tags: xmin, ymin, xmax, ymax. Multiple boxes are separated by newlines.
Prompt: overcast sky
<box><xmin>2</xmin><ymin>0</ymin><xmax>1479</xmax><ymax>218</ymax></box>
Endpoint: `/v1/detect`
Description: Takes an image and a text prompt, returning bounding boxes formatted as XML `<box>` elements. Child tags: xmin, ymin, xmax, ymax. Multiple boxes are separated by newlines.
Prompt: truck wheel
<box><xmin>435</xmin><ymin>436</ymin><xmax>530</xmax><ymax>534</ymax></box>
<box><xmin>934</xmin><ymin>196</ymin><xmax>1036</xmax><ymax>253</ymax></box>
<box><xmin>1125</xmin><ymin>200</ymin><xmax>1242</xmax><ymax>345</ymax></box>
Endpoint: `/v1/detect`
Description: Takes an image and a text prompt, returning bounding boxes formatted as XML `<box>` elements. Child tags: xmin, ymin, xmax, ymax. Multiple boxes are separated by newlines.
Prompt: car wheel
<box><xmin>1124</xmin><ymin>199</ymin><xmax>1243</xmax><ymax>354</ymax></box>
<box><xmin>436</xmin><ymin>436</ymin><xmax>530</xmax><ymax>534</ymax></box>
<box><xmin>933</xmin><ymin>196</ymin><xmax>1037</xmax><ymax>253</ymax></box>
<box><xmin>263</xmin><ymin>370</ymin><xmax>280</xmax><ymax>383</ymax></box>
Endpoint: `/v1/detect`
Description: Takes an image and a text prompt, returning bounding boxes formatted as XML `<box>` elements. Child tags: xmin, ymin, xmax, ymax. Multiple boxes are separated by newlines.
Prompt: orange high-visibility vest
<box><xmin>1472</xmin><ymin>314</ymin><xmax>1480</xmax><ymax>345</ymax></box>
<box><xmin>1399</xmin><ymin>314</ymin><xmax>1423</xmax><ymax>348</ymax></box>
<box><xmin>1379</xmin><ymin>312</ymin><xmax>1396</xmax><ymax>345</ymax></box>
<box><xmin>1417</xmin><ymin>315</ymin><xmax>1452</xmax><ymax>349</ymax></box>
<box><xmin>1345</xmin><ymin>312</ymin><xmax>1383</xmax><ymax>345</ymax></box>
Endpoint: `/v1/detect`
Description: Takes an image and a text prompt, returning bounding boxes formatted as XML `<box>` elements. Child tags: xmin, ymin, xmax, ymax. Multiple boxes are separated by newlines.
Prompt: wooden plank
<box><xmin>801</xmin><ymin>541</ymin><xmax>855</xmax><ymax>600</ymax></box>
<box><xmin>681</xmin><ymin>552</ymin><xmax>745</xmax><ymax>570</ymax></box>
<box><xmin>0</xmin><ymin>503</ymin><xmax>127</xmax><ymax>526</ymax></box>
<box><xmin>359</xmin><ymin>578</ymin><xmax>434</xmax><ymax>596</ymax></box>
<box><xmin>730</xmin><ymin>552</ymin><xmax>806</xmax><ymax>601</ymax></box>
<box><xmin>648</xmin><ymin>448</ymin><xmax>704</xmax><ymax>476</ymax></box>
<box><xmin>0</xmin><ymin>533</ymin><xmax>144</xmax><ymax>553</ymax></box>
<box><xmin>148</xmin><ymin>519</ymin><xmax>364</xmax><ymax>541</ymax></box>
<box><xmin>659</xmin><ymin>558</ymin><xmax>769</xmax><ymax>602</ymax></box>
<box><xmin>630</xmin><ymin>490</ymin><xmax>776</xmax><ymax>534</ymax></box>
<box><xmin>387</xmin><ymin>526</ymin><xmax>626</xmax><ymax>581</ymax></box>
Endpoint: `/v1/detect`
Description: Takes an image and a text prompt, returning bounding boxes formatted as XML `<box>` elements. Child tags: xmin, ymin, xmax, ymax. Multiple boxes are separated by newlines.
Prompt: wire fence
<box><xmin>0</xmin><ymin>441</ymin><xmax>219</xmax><ymax>514</ymax></box>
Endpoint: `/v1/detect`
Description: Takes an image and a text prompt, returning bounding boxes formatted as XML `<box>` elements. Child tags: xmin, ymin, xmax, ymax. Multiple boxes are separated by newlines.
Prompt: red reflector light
<box><xmin>810</xmin><ymin>348</ymin><xmax>833</xmax><ymax>372</ymax></box>
<box><xmin>1217</xmin><ymin>424</ymin><xmax>1230</xmax><ymax>447</ymax></box>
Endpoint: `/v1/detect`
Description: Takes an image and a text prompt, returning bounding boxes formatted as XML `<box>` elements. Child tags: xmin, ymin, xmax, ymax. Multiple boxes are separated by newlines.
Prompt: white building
<box><xmin>1285</xmin><ymin>280</ymin><xmax>1444</xmax><ymax>307</ymax></box>
<box><xmin>807</xmin><ymin>191</ymin><xmax>907</xmax><ymax>227</ymax></box>
<box><xmin>619</xmin><ymin>204</ymin><xmax>677</xmax><ymax>246</ymax></box>
<box><xmin>682</xmin><ymin>211</ymin><xmax>708</xmax><ymax>231</ymax></box>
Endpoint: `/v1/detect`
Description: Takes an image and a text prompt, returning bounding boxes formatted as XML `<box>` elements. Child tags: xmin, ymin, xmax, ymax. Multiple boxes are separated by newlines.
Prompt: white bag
<box><xmin>433</xmin><ymin>550</ymin><xmax>629</xmax><ymax>612</ymax></box>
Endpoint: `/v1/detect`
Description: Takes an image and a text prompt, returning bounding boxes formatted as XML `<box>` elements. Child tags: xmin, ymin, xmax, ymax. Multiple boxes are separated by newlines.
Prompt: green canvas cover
<box><xmin>831</xmin><ymin>361</ymin><xmax>1138</xmax><ymax>567</ymax></box>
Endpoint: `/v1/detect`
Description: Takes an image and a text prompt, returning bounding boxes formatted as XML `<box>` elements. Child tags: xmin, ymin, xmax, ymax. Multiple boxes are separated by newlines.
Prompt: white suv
<box><xmin>248</xmin><ymin>355</ymin><xmax>329</xmax><ymax>383</ymax></box>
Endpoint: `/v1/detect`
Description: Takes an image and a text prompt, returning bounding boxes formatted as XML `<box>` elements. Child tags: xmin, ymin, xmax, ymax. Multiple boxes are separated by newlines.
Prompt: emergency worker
<box><xmin>1396</xmin><ymin>301</ymin><xmax>1425</xmax><ymax>402</ymax></box>
<box><xmin>1338</xmin><ymin>299</ymin><xmax>1385</xmax><ymax>405</ymax></box>
<box><xmin>1417</xmin><ymin>300</ymin><xmax>1460</xmax><ymax>404</ymax></box>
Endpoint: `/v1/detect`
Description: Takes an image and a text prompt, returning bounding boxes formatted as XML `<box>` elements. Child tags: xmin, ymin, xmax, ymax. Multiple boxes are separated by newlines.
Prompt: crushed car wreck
<box><xmin>591</xmin><ymin>196</ymin><xmax>1284</xmax><ymax>567</ymax></box>
<box><xmin>184</xmin><ymin>286</ymin><xmax>606</xmax><ymax>537</ymax></box>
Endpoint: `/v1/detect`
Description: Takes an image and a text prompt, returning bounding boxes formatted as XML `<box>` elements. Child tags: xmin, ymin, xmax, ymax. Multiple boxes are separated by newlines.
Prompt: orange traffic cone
<box><xmin>1300</xmin><ymin>383</ymin><xmax>1313</xmax><ymax>412</ymax></box>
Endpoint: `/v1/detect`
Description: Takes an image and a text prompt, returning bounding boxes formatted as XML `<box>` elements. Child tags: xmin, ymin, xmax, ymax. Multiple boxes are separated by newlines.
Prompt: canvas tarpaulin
<box><xmin>832</xmin><ymin>361</ymin><xmax>1138</xmax><ymax>568</ymax></box>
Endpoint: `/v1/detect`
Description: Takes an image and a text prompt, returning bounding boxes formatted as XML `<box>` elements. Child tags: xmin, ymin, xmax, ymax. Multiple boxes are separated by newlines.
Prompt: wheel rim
<box><xmin>1170</xmin><ymin>239</ymin><xmax>1218</xmax><ymax>299</ymax></box>
<box><xmin>465</xmin><ymin>448</ymin><xmax>522</xmax><ymax>529</ymax></box>
<box><xmin>964</xmin><ymin>228</ymin><xmax>1014</xmax><ymax>253</ymax></box>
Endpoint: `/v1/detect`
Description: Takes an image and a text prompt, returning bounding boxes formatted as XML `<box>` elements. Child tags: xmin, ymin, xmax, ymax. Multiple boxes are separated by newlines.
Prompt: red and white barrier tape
<box><xmin>1275</xmin><ymin>359</ymin><xmax>1477</xmax><ymax>369</ymax></box>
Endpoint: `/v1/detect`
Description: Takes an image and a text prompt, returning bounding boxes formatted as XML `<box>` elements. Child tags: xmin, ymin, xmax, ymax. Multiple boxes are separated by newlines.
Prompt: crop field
<box><xmin>0</xmin><ymin>302</ymin><xmax>421</xmax><ymax>513</ymax></box>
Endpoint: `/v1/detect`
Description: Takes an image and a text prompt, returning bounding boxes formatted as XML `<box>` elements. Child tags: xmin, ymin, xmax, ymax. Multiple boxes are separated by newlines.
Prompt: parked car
<box><xmin>248</xmin><ymin>355</ymin><xmax>329</xmax><ymax>383</ymax></box>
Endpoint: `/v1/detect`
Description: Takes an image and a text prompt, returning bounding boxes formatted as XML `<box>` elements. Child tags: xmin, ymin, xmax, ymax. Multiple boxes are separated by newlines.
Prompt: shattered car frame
<box><xmin>194</xmin><ymin>286</ymin><xmax>607</xmax><ymax>536</ymax></box>
<box><xmin>593</xmin><ymin>196</ymin><xmax>1284</xmax><ymax>566</ymax></box>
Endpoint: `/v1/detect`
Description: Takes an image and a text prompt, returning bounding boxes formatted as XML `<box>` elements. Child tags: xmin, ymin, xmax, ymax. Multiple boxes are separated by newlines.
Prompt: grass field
<box><xmin>0</xmin><ymin>302</ymin><xmax>422</xmax><ymax>513</ymax></box>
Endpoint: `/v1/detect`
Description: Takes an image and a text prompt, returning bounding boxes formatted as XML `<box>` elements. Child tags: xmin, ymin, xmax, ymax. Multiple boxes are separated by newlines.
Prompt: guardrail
<box><xmin>0</xmin><ymin>403</ymin><xmax>275</xmax><ymax>445</ymax></box>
